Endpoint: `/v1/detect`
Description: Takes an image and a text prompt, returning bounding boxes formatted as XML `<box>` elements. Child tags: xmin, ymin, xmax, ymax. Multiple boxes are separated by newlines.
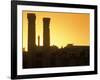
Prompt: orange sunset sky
<box><xmin>22</xmin><ymin>11</ymin><xmax>90</xmax><ymax>51</ymax></box>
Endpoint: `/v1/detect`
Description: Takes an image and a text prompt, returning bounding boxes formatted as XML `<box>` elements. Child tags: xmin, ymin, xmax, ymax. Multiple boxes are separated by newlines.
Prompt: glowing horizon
<box><xmin>22</xmin><ymin>11</ymin><xmax>90</xmax><ymax>51</ymax></box>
